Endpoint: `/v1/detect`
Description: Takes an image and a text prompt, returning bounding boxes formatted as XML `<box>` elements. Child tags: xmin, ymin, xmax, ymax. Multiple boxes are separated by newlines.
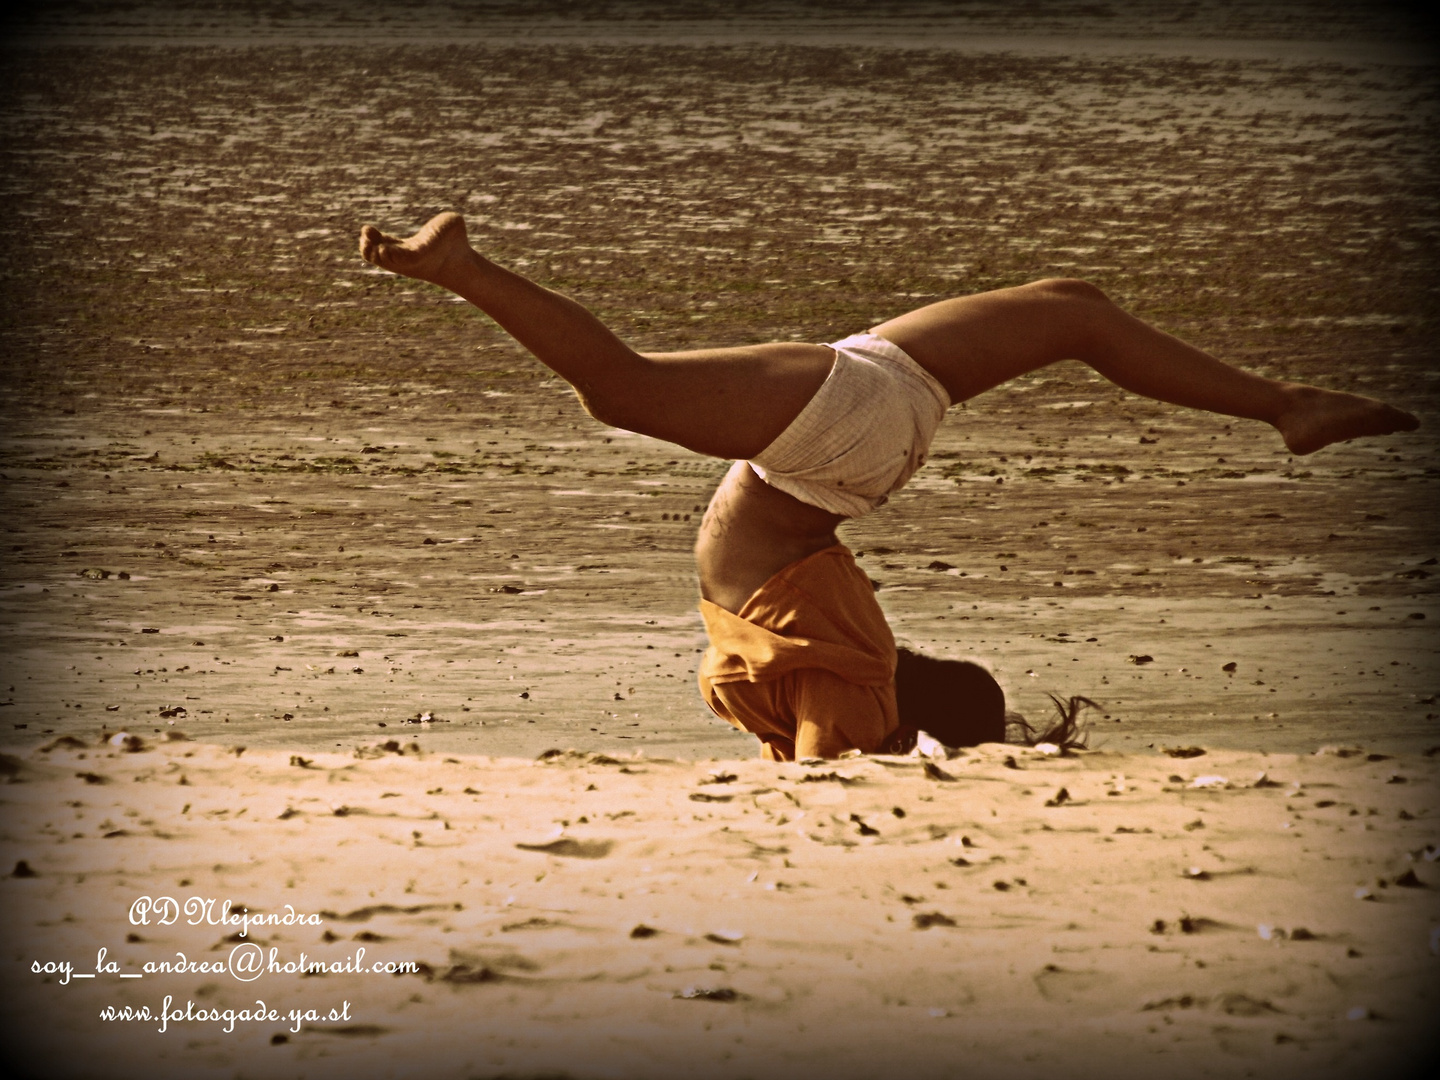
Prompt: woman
<box><xmin>360</xmin><ymin>212</ymin><xmax>1418</xmax><ymax>760</ymax></box>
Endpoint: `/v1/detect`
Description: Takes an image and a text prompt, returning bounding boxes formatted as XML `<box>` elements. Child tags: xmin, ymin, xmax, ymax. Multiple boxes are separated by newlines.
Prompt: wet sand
<box><xmin>0</xmin><ymin>27</ymin><xmax>1435</xmax><ymax>759</ymax></box>
<box><xmin>0</xmin><ymin>2</ymin><xmax>1437</xmax><ymax>1077</ymax></box>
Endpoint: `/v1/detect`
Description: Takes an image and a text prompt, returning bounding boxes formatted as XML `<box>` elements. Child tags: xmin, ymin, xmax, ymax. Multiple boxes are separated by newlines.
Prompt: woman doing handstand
<box><xmin>360</xmin><ymin>212</ymin><xmax>1418</xmax><ymax>761</ymax></box>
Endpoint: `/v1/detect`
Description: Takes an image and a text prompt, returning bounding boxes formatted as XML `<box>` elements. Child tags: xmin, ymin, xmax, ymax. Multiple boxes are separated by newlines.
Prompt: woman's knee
<box><xmin>1027</xmin><ymin>276</ymin><xmax>1112</xmax><ymax>307</ymax></box>
<box><xmin>575</xmin><ymin>385</ymin><xmax>635</xmax><ymax>431</ymax></box>
<box><xmin>569</xmin><ymin>356</ymin><xmax>654</xmax><ymax>431</ymax></box>
<box><xmin>1026</xmin><ymin>278</ymin><xmax>1118</xmax><ymax>354</ymax></box>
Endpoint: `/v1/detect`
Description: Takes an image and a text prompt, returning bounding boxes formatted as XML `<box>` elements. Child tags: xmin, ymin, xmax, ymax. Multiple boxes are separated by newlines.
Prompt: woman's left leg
<box><xmin>360</xmin><ymin>212</ymin><xmax>832</xmax><ymax>459</ymax></box>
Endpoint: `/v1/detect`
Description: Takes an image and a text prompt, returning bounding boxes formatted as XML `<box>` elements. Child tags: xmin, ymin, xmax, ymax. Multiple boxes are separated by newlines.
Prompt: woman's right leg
<box><xmin>871</xmin><ymin>278</ymin><xmax>1418</xmax><ymax>455</ymax></box>
<box><xmin>359</xmin><ymin>212</ymin><xmax>832</xmax><ymax>460</ymax></box>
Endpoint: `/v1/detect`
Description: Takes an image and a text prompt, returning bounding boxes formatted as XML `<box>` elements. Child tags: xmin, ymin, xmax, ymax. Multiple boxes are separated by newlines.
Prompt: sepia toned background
<box><xmin>0</xmin><ymin>4</ymin><xmax>1436</xmax><ymax>1079</ymax></box>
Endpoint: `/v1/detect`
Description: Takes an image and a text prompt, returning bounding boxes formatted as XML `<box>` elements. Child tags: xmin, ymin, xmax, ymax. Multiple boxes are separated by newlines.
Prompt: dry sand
<box><xmin>3</xmin><ymin>733</ymin><xmax>1438</xmax><ymax>1079</ymax></box>
<box><xmin>1</xmin><ymin>2</ymin><xmax>1438</xmax><ymax>1076</ymax></box>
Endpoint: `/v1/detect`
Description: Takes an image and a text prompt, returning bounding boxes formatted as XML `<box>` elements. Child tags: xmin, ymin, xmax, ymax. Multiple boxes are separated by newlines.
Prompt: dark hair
<box><xmin>894</xmin><ymin>647</ymin><xmax>1006</xmax><ymax>748</ymax></box>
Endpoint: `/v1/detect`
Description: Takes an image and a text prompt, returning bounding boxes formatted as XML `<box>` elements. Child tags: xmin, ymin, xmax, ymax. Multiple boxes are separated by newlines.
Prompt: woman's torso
<box><xmin>694</xmin><ymin>459</ymin><xmax>845</xmax><ymax>614</ymax></box>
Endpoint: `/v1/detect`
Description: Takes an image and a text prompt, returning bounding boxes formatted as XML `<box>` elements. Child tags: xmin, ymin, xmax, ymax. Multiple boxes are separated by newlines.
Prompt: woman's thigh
<box><xmin>869</xmin><ymin>279</ymin><xmax>1105</xmax><ymax>405</ymax></box>
<box><xmin>602</xmin><ymin>342</ymin><xmax>835</xmax><ymax>459</ymax></box>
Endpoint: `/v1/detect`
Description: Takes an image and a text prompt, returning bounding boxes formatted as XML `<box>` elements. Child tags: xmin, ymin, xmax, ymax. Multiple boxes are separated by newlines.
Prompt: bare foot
<box><xmin>1274</xmin><ymin>382</ymin><xmax>1420</xmax><ymax>455</ymax></box>
<box><xmin>358</xmin><ymin>211</ymin><xmax>474</xmax><ymax>288</ymax></box>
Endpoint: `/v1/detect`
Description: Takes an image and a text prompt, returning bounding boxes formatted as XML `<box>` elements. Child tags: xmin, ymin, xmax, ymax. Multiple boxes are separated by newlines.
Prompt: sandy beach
<box><xmin>2</xmin><ymin>733</ymin><xmax>1437</xmax><ymax>1078</ymax></box>
<box><xmin>0</xmin><ymin>1</ymin><xmax>1437</xmax><ymax>1076</ymax></box>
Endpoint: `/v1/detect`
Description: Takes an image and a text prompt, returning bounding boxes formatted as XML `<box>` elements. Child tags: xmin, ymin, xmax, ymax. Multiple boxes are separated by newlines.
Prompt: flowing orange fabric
<box><xmin>698</xmin><ymin>545</ymin><xmax>899</xmax><ymax>761</ymax></box>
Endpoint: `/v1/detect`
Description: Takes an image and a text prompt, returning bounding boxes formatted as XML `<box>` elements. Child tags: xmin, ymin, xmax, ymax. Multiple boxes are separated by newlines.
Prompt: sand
<box><xmin>0</xmin><ymin>2</ymin><xmax>1437</xmax><ymax>1076</ymax></box>
<box><xmin>3</xmin><ymin>733</ymin><xmax>1437</xmax><ymax>1078</ymax></box>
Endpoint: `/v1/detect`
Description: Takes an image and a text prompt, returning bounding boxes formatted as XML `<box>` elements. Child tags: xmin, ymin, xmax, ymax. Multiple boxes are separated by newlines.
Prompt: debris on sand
<box><xmin>514</xmin><ymin>838</ymin><xmax>614</xmax><ymax>859</ymax></box>
<box><xmin>1189</xmin><ymin>775</ymin><xmax>1228</xmax><ymax>790</ymax></box>
<box><xmin>923</xmin><ymin>761</ymin><xmax>958</xmax><ymax>782</ymax></box>
<box><xmin>39</xmin><ymin>736</ymin><xmax>89</xmax><ymax>752</ymax></box>
<box><xmin>912</xmin><ymin>912</ymin><xmax>958</xmax><ymax>929</ymax></box>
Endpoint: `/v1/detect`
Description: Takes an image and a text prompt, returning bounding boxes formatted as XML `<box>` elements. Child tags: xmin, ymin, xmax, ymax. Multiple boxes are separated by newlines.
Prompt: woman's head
<box><xmin>894</xmin><ymin>648</ymin><xmax>1006</xmax><ymax>748</ymax></box>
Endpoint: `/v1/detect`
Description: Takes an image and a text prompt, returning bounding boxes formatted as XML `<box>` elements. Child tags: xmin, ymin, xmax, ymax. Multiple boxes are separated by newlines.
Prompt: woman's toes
<box><xmin>357</xmin><ymin>213</ymin><xmax>468</xmax><ymax>281</ymax></box>
<box><xmin>358</xmin><ymin>224</ymin><xmax>392</xmax><ymax>263</ymax></box>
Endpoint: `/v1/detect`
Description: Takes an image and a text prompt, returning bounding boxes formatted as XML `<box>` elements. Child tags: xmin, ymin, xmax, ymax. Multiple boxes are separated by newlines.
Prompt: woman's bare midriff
<box><xmin>694</xmin><ymin>460</ymin><xmax>846</xmax><ymax>614</ymax></box>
